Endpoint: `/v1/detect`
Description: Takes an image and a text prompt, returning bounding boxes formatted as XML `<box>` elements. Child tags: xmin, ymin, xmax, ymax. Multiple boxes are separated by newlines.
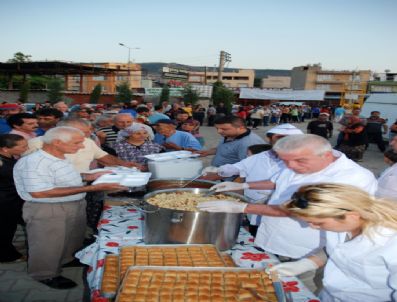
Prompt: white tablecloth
<box><xmin>76</xmin><ymin>204</ymin><xmax>320</xmax><ymax>302</ymax></box>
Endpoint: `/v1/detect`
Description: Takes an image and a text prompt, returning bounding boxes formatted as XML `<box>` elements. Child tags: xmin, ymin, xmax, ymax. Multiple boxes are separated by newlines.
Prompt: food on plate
<box><xmin>146</xmin><ymin>191</ymin><xmax>240</xmax><ymax>211</ymax></box>
<box><xmin>101</xmin><ymin>255</ymin><xmax>119</xmax><ymax>295</ymax></box>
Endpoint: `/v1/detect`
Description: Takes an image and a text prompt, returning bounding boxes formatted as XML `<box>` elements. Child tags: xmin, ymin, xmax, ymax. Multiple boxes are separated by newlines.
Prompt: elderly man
<box><xmin>8</xmin><ymin>113</ymin><xmax>38</xmax><ymax>139</ymax></box>
<box><xmin>376</xmin><ymin>136</ymin><xmax>397</xmax><ymax>200</ymax></box>
<box><xmin>14</xmin><ymin>127</ymin><xmax>125</xmax><ymax>289</ymax></box>
<box><xmin>53</xmin><ymin>101</ymin><xmax>69</xmax><ymax>117</ymax></box>
<box><xmin>202</xmin><ymin>124</ymin><xmax>303</xmax><ymax>235</ymax></box>
<box><xmin>197</xmin><ymin>116</ymin><xmax>265</xmax><ymax>167</ymax></box>
<box><xmin>199</xmin><ymin>134</ymin><xmax>377</xmax><ymax>291</ymax></box>
<box><xmin>153</xmin><ymin>119</ymin><xmax>202</xmax><ymax>151</ymax></box>
<box><xmin>25</xmin><ymin>118</ymin><xmax>143</xmax><ymax>232</ymax></box>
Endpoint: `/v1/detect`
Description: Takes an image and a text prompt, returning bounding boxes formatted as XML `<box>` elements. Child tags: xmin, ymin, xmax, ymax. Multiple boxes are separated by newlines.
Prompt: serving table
<box><xmin>76</xmin><ymin>199</ymin><xmax>320</xmax><ymax>302</ymax></box>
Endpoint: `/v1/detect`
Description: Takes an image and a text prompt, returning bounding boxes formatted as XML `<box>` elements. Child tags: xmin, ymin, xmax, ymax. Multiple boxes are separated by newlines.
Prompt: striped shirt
<box><xmin>13</xmin><ymin>150</ymin><xmax>85</xmax><ymax>203</ymax></box>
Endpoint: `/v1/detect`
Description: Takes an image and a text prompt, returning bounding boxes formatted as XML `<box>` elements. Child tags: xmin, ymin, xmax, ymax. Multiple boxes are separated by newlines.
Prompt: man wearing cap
<box><xmin>202</xmin><ymin>124</ymin><xmax>303</xmax><ymax>235</ymax></box>
<box><xmin>196</xmin><ymin>116</ymin><xmax>264</xmax><ymax>167</ymax></box>
<box><xmin>199</xmin><ymin>134</ymin><xmax>377</xmax><ymax>291</ymax></box>
<box><xmin>0</xmin><ymin>103</ymin><xmax>22</xmax><ymax>134</ymax></box>
<box><xmin>307</xmin><ymin>112</ymin><xmax>333</xmax><ymax>139</ymax></box>
<box><xmin>153</xmin><ymin>119</ymin><xmax>202</xmax><ymax>151</ymax></box>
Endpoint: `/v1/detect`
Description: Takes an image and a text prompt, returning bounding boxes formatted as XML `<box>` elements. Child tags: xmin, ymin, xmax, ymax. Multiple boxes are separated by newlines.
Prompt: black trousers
<box><xmin>367</xmin><ymin>132</ymin><xmax>386</xmax><ymax>152</ymax></box>
<box><xmin>0</xmin><ymin>197</ymin><xmax>24</xmax><ymax>262</ymax></box>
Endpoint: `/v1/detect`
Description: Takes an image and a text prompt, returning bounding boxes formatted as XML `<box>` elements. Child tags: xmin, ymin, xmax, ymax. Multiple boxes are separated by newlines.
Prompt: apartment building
<box><xmin>291</xmin><ymin>64</ymin><xmax>371</xmax><ymax>105</ymax></box>
<box><xmin>261</xmin><ymin>76</ymin><xmax>291</xmax><ymax>89</ymax></box>
<box><xmin>65</xmin><ymin>62</ymin><xmax>142</xmax><ymax>93</ymax></box>
<box><xmin>369</xmin><ymin>72</ymin><xmax>397</xmax><ymax>93</ymax></box>
<box><xmin>188</xmin><ymin>69</ymin><xmax>255</xmax><ymax>88</ymax></box>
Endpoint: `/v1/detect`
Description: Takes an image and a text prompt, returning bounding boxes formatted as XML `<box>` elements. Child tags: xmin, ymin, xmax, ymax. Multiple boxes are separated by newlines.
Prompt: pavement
<box><xmin>0</xmin><ymin>121</ymin><xmax>388</xmax><ymax>302</ymax></box>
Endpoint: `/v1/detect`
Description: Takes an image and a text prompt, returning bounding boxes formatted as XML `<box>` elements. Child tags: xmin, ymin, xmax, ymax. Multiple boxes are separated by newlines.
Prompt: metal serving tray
<box><xmin>118</xmin><ymin>244</ymin><xmax>228</xmax><ymax>279</ymax></box>
<box><xmin>116</xmin><ymin>266</ymin><xmax>287</xmax><ymax>302</ymax></box>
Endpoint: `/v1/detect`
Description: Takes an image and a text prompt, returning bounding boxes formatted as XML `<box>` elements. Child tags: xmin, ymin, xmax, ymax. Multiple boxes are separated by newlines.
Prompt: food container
<box><xmin>92</xmin><ymin>172</ymin><xmax>152</xmax><ymax>187</ymax></box>
<box><xmin>144</xmin><ymin>150</ymin><xmax>200</xmax><ymax>161</ymax></box>
<box><xmin>146</xmin><ymin>178</ymin><xmax>216</xmax><ymax>192</ymax></box>
<box><xmin>136</xmin><ymin>188</ymin><xmax>248</xmax><ymax>251</ymax></box>
<box><xmin>115</xmin><ymin>266</ymin><xmax>285</xmax><ymax>302</ymax></box>
<box><xmin>148</xmin><ymin>158</ymin><xmax>203</xmax><ymax>179</ymax></box>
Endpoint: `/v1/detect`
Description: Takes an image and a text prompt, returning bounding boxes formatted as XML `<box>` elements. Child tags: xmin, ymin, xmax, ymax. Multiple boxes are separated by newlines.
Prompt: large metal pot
<box><xmin>146</xmin><ymin>178</ymin><xmax>216</xmax><ymax>192</ymax></box>
<box><xmin>138</xmin><ymin>188</ymin><xmax>248</xmax><ymax>251</ymax></box>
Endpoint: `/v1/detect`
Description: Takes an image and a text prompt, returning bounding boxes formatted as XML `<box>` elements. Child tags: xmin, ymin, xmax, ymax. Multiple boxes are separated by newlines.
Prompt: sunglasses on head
<box><xmin>290</xmin><ymin>192</ymin><xmax>351</xmax><ymax>212</ymax></box>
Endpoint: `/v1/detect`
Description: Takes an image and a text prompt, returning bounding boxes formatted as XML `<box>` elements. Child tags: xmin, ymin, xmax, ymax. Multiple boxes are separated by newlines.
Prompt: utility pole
<box><xmin>204</xmin><ymin>66</ymin><xmax>207</xmax><ymax>85</ymax></box>
<box><xmin>217</xmin><ymin>50</ymin><xmax>231</xmax><ymax>82</ymax></box>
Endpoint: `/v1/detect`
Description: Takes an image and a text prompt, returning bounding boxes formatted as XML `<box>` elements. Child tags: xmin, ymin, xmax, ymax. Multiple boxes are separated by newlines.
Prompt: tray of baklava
<box><xmin>115</xmin><ymin>266</ymin><xmax>283</xmax><ymax>302</ymax></box>
<box><xmin>101</xmin><ymin>254</ymin><xmax>120</xmax><ymax>298</ymax></box>
<box><xmin>119</xmin><ymin>244</ymin><xmax>228</xmax><ymax>279</ymax></box>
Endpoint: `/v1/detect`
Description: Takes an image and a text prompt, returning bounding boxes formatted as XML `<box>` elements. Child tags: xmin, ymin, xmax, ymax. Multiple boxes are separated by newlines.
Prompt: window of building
<box><xmin>93</xmin><ymin>76</ymin><xmax>106</xmax><ymax>81</ymax></box>
<box><xmin>317</xmin><ymin>74</ymin><xmax>333</xmax><ymax>81</ymax></box>
<box><xmin>222</xmin><ymin>76</ymin><xmax>232</xmax><ymax>80</ymax></box>
<box><xmin>316</xmin><ymin>84</ymin><xmax>330</xmax><ymax>90</ymax></box>
<box><xmin>233</xmin><ymin>76</ymin><xmax>249</xmax><ymax>80</ymax></box>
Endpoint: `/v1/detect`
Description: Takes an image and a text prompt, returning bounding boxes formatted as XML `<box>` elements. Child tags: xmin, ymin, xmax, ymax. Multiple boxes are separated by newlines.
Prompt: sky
<box><xmin>1</xmin><ymin>0</ymin><xmax>396</xmax><ymax>73</ymax></box>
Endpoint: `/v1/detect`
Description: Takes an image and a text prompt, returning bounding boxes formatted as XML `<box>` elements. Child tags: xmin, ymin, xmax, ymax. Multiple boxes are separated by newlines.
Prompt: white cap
<box><xmin>267</xmin><ymin>123</ymin><xmax>304</xmax><ymax>135</ymax></box>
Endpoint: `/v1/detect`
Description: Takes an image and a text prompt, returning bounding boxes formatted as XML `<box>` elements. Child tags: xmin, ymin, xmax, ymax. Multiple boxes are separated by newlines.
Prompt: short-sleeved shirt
<box><xmin>14</xmin><ymin>150</ymin><xmax>85</xmax><ymax>203</ymax></box>
<box><xmin>211</xmin><ymin>130</ymin><xmax>265</xmax><ymax>167</ymax></box>
<box><xmin>148</xmin><ymin>112</ymin><xmax>170</xmax><ymax>125</ymax></box>
<box><xmin>255</xmin><ymin>150</ymin><xmax>378</xmax><ymax>258</ymax></box>
<box><xmin>114</xmin><ymin>140</ymin><xmax>164</xmax><ymax>164</ymax></box>
<box><xmin>376</xmin><ymin>163</ymin><xmax>397</xmax><ymax>200</ymax></box>
<box><xmin>25</xmin><ymin>137</ymin><xmax>108</xmax><ymax>173</ymax></box>
<box><xmin>154</xmin><ymin>130</ymin><xmax>202</xmax><ymax>151</ymax></box>
<box><xmin>366</xmin><ymin>117</ymin><xmax>386</xmax><ymax>134</ymax></box>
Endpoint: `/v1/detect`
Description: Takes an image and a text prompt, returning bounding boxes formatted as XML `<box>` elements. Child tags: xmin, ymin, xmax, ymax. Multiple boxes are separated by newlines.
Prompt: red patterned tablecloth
<box><xmin>76</xmin><ymin>204</ymin><xmax>320</xmax><ymax>302</ymax></box>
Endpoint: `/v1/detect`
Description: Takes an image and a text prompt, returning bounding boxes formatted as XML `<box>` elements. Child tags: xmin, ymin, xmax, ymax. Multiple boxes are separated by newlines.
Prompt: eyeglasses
<box><xmin>290</xmin><ymin>192</ymin><xmax>351</xmax><ymax>212</ymax></box>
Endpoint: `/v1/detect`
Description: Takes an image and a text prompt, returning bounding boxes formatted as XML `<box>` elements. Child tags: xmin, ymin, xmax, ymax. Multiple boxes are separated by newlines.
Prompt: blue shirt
<box><xmin>211</xmin><ymin>130</ymin><xmax>265</xmax><ymax>166</ymax></box>
<box><xmin>148</xmin><ymin>112</ymin><xmax>170</xmax><ymax>124</ymax></box>
<box><xmin>0</xmin><ymin>118</ymin><xmax>11</xmax><ymax>134</ymax></box>
<box><xmin>119</xmin><ymin>108</ymin><xmax>137</xmax><ymax>118</ymax></box>
<box><xmin>154</xmin><ymin>130</ymin><xmax>202</xmax><ymax>151</ymax></box>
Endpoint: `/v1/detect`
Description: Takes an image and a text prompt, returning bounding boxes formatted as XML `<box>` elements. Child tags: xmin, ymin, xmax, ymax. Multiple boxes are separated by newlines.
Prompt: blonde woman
<box><xmin>270</xmin><ymin>183</ymin><xmax>397</xmax><ymax>302</ymax></box>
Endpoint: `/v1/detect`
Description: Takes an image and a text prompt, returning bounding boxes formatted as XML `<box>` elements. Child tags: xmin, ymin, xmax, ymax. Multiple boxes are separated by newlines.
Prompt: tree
<box><xmin>116</xmin><ymin>82</ymin><xmax>132</xmax><ymax>102</ymax></box>
<box><xmin>90</xmin><ymin>84</ymin><xmax>102</xmax><ymax>104</ymax></box>
<box><xmin>182</xmin><ymin>85</ymin><xmax>199</xmax><ymax>105</ymax></box>
<box><xmin>47</xmin><ymin>78</ymin><xmax>64</xmax><ymax>104</ymax></box>
<box><xmin>160</xmin><ymin>85</ymin><xmax>170</xmax><ymax>103</ymax></box>
<box><xmin>7</xmin><ymin>52</ymin><xmax>32</xmax><ymax>63</ymax></box>
<box><xmin>211</xmin><ymin>81</ymin><xmax>235</xmax><ymax>111</ymax></box>
<box><xmin>18</xmin><ymin>80</ymin><xmax>30</xmax><ymax>103</ymax></box>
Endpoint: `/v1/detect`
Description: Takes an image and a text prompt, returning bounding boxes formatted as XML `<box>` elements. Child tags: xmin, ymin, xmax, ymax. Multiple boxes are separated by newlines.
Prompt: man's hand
<box><xmin>268</xmin><ymin>258</ymin><xmax>318</xmax><ymax>277</ymax></box>
<box><xmin>197</xmin><ymin>200</ymin><xmax>247</xmax><ymax>213</ymax></box>
<box><xmin>202</xmin><ymin>166</ymin><xmax>219</xmax><ymax>175</ymax></box>
<box><xmin>82</xmin><ymin>171</ymin><xmax>112</xmax><ymax>182</ymax></box>
<box><xmin>210</xmin><ymin>182</ymin><xmax>249</xmax><ymax>192</ymax></box>
<box><xmin>193</xmin><ymin>149</ymin><xmax>216</xmax><ymax>157</ymax></box>
<box><xmin>199</xmin><ymin>173</ymin><xmax>224</xmax><ymax>181</ymax></box>
<box><xmin>90</xmin><ymin>183</ymin><xmax>128</xmax><ymax>192</ymax></box>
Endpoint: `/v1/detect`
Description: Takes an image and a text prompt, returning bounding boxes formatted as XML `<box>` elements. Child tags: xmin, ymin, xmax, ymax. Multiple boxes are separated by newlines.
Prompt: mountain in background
<box><xmin>140</xmin><ymin>62</ymin><xmax>291</xmax><ymax>78</ymax></box>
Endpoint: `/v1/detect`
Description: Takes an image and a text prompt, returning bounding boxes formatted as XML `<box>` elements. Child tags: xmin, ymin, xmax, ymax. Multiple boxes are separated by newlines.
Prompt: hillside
<box><xmin>140</xmin><ymin>62</ymin><xmax>290</xmax><ymax>78</ymax></box>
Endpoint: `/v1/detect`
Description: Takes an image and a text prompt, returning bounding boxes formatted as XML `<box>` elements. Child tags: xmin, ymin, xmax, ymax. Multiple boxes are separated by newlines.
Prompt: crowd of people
<box><xmin>0</xmin><ymin>99</ymin><xmax>396</xmax><ymax>301</ymax></box>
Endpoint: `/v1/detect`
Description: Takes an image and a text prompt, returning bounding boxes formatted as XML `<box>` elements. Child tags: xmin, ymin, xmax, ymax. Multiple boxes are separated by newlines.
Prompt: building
<box><xmin>291</xmin><ymin>64</ymin><xmax>371</xmax><ymax>106</ymax></box>
<box><xmin>368</xmin><ymin>72</ymin><xmax>397</xmax><ymax>93</ymax></box>
<box><xmin>261</xmin><ymin>76</ymin><xmax>291</xmax><ymax>89</ymax></box>
<box><xmin>188</xmin><ymin>69</ymin><xmax>255</xmax><ymax>88</ymax></box>
<box><xmin>65</xmin><ymin>62</ymin><xmax>142</xmax><ymax>93</ymax></box>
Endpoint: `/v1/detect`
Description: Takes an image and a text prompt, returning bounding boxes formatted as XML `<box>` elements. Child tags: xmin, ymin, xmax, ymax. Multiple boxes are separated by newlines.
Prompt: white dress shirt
<box><xmin>376</xmin><ymin>163</ymin><xmax>397</xmax><ymax>201</ymax></box>
<box><xmin>255</xmin><ymin>150</ymin><xmax>378</xmax><ymax>258</ymax></box>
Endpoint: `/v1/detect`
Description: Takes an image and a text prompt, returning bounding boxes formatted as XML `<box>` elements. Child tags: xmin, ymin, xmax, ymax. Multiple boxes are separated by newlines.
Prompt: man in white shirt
<box><xmin>198</xmin><ymin>134</ymin><xmax>377</xmax><ymax>291</ymax></box>
<box><xmin>376</xmin><ymin>135</ymin><xmax>397</xmax><ymax>200</ymax></box>
<box><xmin>14</xmin><ymin>127</ymin><xmax>126</xmax><ymax>290</ymax></box>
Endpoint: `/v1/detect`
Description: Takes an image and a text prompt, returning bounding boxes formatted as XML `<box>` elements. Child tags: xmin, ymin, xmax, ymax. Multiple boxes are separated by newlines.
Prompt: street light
<box><xmin>118</xmin><ymin>43</ymin><xmax>140</xmax><ymax>83</ymax></box>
